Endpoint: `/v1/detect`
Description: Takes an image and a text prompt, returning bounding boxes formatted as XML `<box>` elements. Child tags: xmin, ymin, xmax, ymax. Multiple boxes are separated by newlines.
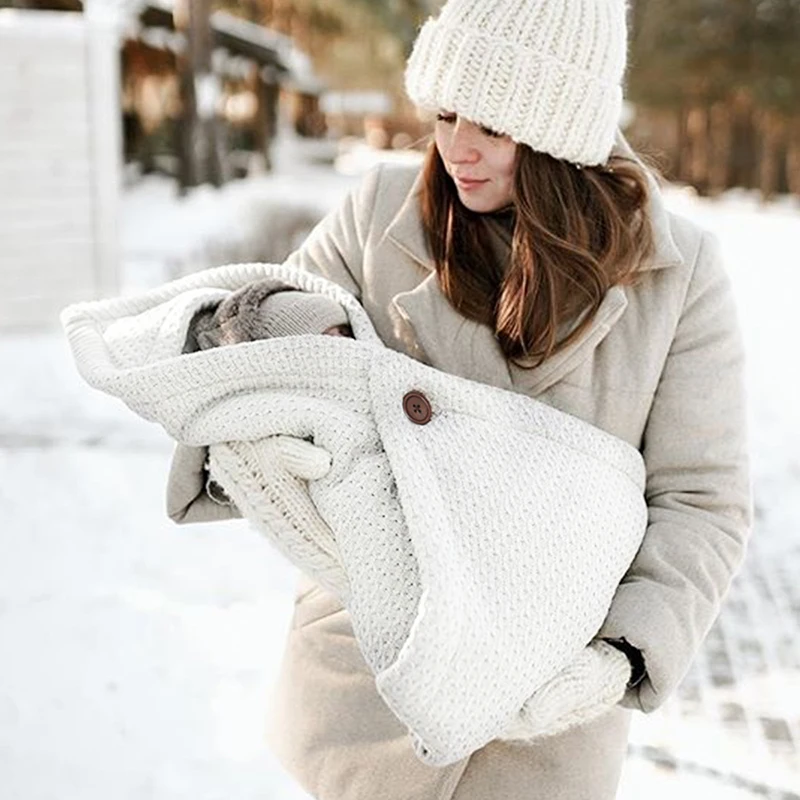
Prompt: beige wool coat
<box><xmin>168</xmin><ymin>140</ymin><xmax>751</xmax><ymax>799</ymax></box>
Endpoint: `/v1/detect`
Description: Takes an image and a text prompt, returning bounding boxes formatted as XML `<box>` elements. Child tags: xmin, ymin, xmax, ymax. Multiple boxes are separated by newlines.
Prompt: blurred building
<box><xmin>0</xmin><ymin>6</ymin><xmax>120</xmax><ymax>329</ymax></box>
<box><xmin>0</xmin><ymin>0</ymin><xmax>319</xmax><ymax>330</ymax></box>
<box><xmin>123</xmin><ymin>0</ymin><xmax>324</xmax><ymax>177</ymax></box>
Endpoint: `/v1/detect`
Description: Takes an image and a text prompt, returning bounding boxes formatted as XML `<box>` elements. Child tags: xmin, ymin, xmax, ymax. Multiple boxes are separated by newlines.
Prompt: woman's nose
<box><xmin>445</xmin><ymin>120</ymin><xmax>480</xmax><ymax>164</ymax></box>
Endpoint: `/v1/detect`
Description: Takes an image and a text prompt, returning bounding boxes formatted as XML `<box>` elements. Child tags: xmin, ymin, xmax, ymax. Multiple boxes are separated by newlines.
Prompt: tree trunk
<box><xmin>708</xmin><ymin>101</ymin><xmax>733</xmax><ymax>196</ymax></box>
<box><xmin>786</xmin><ymin>118</ymin><xmax>800</xmax><ymax>198</ymax></box>
<box><xmin>727</xmin><ymin>89</ymin><xmax>756</xmax><ymax>189</ymax></box>
<box><xmin>676</xmin><ymin>105</ymin><xmax>690</xmax><ymax>184</ymax></box>
<box><xmin>758</xmin><ymin>109</ymin><xmax>785</xmax><ymax>202</ymax></box>
<box><xmin>687</xmin><ymin>104</ymin><xmax>710</xmax><ymax>194</ymax></box>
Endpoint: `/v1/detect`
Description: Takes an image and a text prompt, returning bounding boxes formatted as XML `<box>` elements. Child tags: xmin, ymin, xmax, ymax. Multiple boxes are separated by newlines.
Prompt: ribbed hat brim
<box><xmin>405</xmin><ymin>17</ymin><xmax>623</xmax><ymax>166</ymax></box>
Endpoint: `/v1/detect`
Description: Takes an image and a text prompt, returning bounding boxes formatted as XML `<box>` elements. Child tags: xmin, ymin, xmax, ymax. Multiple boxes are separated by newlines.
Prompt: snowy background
<box><xmin>2</xmin><ymin>135</ymin><xmax>799</xmax><ymax>799</ymax></box>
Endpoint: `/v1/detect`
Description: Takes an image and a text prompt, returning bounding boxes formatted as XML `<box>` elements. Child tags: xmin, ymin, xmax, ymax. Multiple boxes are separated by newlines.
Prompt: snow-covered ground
<box><xmin>1</xmin><ymin>135</ymin><xmax>799</xmax><ymax>799</ymax></box>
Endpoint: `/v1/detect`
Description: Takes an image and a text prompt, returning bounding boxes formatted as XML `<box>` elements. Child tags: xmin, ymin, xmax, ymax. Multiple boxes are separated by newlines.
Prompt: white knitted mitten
<box><xmin>499</xmin><ymin>640</ymin><xmax>631</xmax><ymax>742</ymax></box>
<box><xmin>208</xmin><ymin>435</ymin><xmax>348</xmax><ymax>598</ymax></box>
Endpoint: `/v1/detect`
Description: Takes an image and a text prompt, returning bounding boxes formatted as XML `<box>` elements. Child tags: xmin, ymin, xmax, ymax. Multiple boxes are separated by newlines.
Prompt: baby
<box><xmin>181</xmin><ymin>279</ymin><xmax>354</xmax><ymax>509</ymax></box>
<box><xmin>190</xmin><ymin>280</ymin><xmax>354</xmax><ymax>349</ymax></box>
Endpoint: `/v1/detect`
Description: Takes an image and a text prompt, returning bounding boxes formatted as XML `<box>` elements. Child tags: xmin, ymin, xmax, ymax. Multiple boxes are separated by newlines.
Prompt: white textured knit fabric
<box><xmin>62</xmin><ymin>262</ymin><xmax>648</xmax><ymax>766</ymax></box>
<box><xmin>405</xmin><ymin>0</ymin><xmax>628</xmax><ymax>166</ymax></box>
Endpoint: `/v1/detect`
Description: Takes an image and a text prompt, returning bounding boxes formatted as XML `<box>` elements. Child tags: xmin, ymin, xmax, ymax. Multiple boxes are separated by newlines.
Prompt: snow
<box><xmin>1</xmin><ymin>135</ymin><xmax>799</xmax><ymax>798</ymax></box>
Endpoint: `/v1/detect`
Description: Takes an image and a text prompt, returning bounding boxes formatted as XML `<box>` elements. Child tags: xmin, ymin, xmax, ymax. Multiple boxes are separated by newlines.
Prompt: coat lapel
<box><xmin>507</xmin><ymin>286</ymin><xmax>629</xmax><ymax>395</ymax></box>
<box><xmin>384</xmin><ymin>131</ymin><xmax>684</xmax><ymax>396</ymax></box>
<box><xmin>391</xmin><ymin>273</ymin><xmax>515</xmax><ymax>390</ymax></box>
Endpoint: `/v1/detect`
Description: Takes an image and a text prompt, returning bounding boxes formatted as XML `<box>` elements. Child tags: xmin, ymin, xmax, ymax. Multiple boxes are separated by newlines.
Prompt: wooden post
<box><xmin>254</xmin><ymin>64</ymin><xmax>279</xmax><ymax>172</ymax></box>
<box><xmin>174</xmin><ymin>0</ymin><xmax>226</xmax><ymax>191</ymax></box>
<box><xmin>174</xmin><ymin>0</ymin><xmax>196</xmax><ymax>191</ymax></box>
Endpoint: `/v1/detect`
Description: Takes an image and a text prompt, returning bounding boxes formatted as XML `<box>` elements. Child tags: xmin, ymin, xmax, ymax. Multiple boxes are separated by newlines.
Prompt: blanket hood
<box><xmin>61</xmin><ymin>262</ymin><xmax>381</xmax><ymax>435</ymax></box>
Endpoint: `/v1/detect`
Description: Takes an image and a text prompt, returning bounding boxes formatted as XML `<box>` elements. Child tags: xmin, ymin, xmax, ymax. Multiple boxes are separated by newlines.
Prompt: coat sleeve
<box><xmin>597</xmin><ymin>231</ymin><xmax>752</xmax><ymax>712</ymax></box>
<box><xmin>283</xmin><ymin>164</ymin><xmax>384</xmax><ymax>297</ymax></box>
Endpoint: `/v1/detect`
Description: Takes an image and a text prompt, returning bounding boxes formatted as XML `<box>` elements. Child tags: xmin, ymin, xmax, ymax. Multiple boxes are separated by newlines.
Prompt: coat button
<box><xmin>403</xmin><ymin>391</ymin><xmax>432</xmax><ymax>425</ymax></box>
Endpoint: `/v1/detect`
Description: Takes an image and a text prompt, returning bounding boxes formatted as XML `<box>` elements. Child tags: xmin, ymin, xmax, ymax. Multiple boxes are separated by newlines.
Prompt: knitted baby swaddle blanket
<box><xmin>62</xmin><ymin>262</ymin><xmax>648</xmax><ymax>767</ymax></box>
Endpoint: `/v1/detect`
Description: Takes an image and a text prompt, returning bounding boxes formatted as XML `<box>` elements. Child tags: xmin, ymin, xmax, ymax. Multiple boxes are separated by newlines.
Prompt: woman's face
<box><xmin>434</xmin><ymin>111</ymin><xmax>517</xmax><ymax>213</ymax></box>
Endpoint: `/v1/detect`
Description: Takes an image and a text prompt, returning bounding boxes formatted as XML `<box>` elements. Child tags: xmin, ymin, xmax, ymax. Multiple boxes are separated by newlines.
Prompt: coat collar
<box><xmin>391</xmin><ymin>273</ymin><xmax>630</xmax><ymax>395</ymax></box>
<box><xmin>385</xmin><ymin>131</ymin><xmax>683</xmax><ymax>396</ymax></box>
<box><xmin>385</xmin><ymin>130</ymin><xmax>684</xmax><ymax>275</ymax></box>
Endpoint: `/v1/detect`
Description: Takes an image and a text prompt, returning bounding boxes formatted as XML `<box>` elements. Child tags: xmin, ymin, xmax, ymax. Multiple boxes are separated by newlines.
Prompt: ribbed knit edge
<box><xmin>405</xmin><ymin>17</ymin><xmax>623</xmax><ymax>166</ymax></box>
<box><xmin>60</xmin><ymin>262</ymin><xmax>380</xmax><ymax>396</ymax></box>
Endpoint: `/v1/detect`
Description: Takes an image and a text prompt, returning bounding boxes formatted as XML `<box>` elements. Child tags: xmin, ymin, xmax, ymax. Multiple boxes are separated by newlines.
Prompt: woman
<box><xmin>170</xmin><ymin>0</ymin><xmax>751</xmax><ymax>797</ymax></box>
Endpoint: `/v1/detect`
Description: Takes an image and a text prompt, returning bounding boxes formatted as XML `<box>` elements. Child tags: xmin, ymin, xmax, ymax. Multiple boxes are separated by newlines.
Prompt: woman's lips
<box><xmin>454</xmin><ymin>177</ymin><xmax>489</xmax><ymax>191</ymax></box>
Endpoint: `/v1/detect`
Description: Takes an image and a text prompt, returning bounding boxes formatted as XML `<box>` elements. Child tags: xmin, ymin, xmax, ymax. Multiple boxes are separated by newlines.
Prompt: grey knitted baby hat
<box><xmin>258</xmin><ymin>289</ymin><xmax>351</xmax><ymax>339</ymax></box>
<box><xmin>404</xmin><ymin>0</ymin><xmax>628</xmax><ymax>166</ymax></box>
<box><xmin>194</xmin><ymin>280</ymin><xmax>350</xmax><ymax>350</ymax></box>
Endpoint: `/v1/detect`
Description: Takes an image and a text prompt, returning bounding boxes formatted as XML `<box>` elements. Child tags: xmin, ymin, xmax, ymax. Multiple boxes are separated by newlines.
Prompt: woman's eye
<box><xmin>435</xmin><ymin>112</ymin><xmax>502</xmax><ymax>138</ymax></box>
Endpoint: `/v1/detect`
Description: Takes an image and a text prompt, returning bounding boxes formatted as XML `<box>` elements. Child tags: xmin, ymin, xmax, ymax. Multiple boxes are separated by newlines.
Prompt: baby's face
<box><xmin>324</xmin><ymin>324</ymin><xmax>354</xmax><ymax>338</ymax></box>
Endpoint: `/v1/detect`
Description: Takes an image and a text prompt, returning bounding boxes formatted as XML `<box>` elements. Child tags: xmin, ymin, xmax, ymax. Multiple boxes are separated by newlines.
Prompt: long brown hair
<box><xmin>420</xmin><ymin>144</ymin><xmax>656</xmax><ymax>368</ymax></box>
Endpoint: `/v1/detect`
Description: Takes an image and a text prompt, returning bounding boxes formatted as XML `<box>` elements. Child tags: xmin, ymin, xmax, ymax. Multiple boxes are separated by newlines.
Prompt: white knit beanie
<box><xmin>404</xmin><ymin>0</ymin><xmax>628</xmax><ymax>166</ymax></box>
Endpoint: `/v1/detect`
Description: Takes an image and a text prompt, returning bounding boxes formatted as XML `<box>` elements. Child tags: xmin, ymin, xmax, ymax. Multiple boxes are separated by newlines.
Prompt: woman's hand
<box><xmin>498</xmin><ymin>640</ymin><xmax>631</xmax><ymax>742</ymax></box>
